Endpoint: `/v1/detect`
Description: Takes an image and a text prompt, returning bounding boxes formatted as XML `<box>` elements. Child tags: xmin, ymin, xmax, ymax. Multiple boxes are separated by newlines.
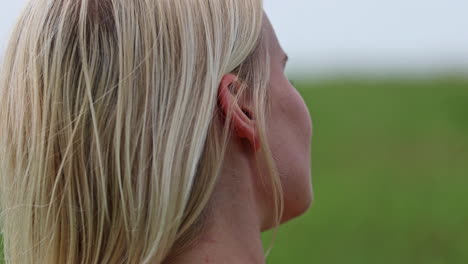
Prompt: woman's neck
<box><xmin>169</xmin><ymin>209</ymin><xmax>265</xmax><ymax>264</ymax></box>
<box><xmin>167</xmin><ymin>155</ymin><xmax>266</xmax><ymax>264</ymax></box>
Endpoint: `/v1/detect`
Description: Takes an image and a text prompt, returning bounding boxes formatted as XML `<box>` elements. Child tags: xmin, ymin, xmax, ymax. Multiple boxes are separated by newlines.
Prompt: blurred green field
<box><xmin>262</xmin><ymin>77</ymin><xmax>468</xmax><ymax>264</ymax></box>
<box><xmin>1</xmin><ymin>78</ymin><xmax>467</xmax><ymax>263</ymax></box>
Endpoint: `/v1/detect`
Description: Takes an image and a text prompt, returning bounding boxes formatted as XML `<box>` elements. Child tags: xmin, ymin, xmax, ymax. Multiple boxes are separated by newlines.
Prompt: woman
<box><xmin>0</xmin><ymin>0</ymin><xmax>313</xmax><ymax>263</ymax></box>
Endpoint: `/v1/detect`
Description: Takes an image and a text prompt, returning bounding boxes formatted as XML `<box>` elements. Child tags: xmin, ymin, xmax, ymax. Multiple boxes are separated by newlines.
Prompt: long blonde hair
<box><xmin>0</xmin><ymin>0</ymin><xmax>283</xmax><ymax>263</ymax></box>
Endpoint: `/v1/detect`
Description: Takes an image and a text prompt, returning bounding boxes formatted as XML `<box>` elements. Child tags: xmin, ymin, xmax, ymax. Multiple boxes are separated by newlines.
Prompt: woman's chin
<box><xmin>260</xmin><ymin>186</ymin><xmax>314</xmax><ymax>232</ymax></box>
<box><xmin>280</xmin><ymin>186</ymin><xmax>314</xmax><ymax>224</ymax></box>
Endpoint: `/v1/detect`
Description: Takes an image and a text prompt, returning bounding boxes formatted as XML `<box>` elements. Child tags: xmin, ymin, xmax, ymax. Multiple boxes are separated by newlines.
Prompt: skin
<box><xmin>168</xmin><ymin>14</ymin><xmax>313</xmax><ymax>264</ymax></box>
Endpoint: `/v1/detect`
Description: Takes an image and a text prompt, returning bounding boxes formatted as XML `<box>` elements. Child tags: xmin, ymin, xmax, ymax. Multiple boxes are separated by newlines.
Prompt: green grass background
<box><xmin>1</xmin><ymin>77</ymin><xmax>467</xmax><ymax>263</ymax></box>
<box><xmin>262</xmin><ymin>77</ymin><xmax>468</xmax><ymax>264</ymax></box>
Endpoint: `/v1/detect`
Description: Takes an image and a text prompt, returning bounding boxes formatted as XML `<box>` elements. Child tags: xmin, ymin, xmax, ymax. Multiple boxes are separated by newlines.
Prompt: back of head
<box><xmin>0</xmin><ymin>0</ymin><xmax>279</xmax><ymax>263</ymax></box>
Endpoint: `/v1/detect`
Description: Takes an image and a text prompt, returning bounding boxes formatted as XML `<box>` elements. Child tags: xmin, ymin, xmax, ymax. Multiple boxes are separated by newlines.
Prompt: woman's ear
<box><xmin>217</xmin><ymin>74</ymin><xmax>260</xmax><ymax>151</ymax></box>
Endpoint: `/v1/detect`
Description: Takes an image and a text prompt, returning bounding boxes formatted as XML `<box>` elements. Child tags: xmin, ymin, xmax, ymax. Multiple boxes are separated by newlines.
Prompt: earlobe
<box><xmin>217</xmin><ymin>74</ymin><xmax>261</xmax><ymax>151</ymax></box>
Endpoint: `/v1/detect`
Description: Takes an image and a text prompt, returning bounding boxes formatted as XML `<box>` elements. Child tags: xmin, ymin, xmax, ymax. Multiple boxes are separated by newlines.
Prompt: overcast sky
<box><xmin>1</xmin><ymin>0</ymin><xmax>467</xmax><ymax>76</ymax></box>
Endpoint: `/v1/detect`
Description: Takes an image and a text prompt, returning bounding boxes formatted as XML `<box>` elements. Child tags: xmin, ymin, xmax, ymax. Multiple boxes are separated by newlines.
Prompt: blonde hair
<box><xmin>0</xmin><ymin>0</ymin><xmax>283</xmax><ymax>263</ymax></box>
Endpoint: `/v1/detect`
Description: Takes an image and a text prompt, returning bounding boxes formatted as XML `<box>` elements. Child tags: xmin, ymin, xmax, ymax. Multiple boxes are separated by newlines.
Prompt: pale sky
<box><xmin>1</xmin><ymin>0</ymin><xmax>468</xmax><ymax>76</ymax></box>
<box><xmin>264</xmin><ymin>0</ymin><xmax>468</xmax><ymax>76</ymax></box>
